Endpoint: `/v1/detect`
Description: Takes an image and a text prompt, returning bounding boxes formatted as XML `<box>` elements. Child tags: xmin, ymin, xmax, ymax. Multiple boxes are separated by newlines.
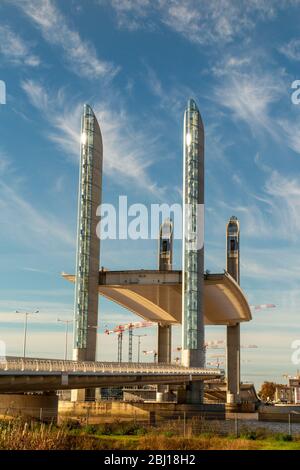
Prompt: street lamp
<box><xmin>57</xmin><ymin>319</ymin><xmax>73</xmax><ymax>360</ymax></box>
<box><xmin>133</xmin><ymin>334</ymin><xmax>147</xmax><ymax>363</ymax></box>
<box><xmin>15</xmin><ymin>310</ymin><xmax>39</xmax><ymax>358</ymax></box>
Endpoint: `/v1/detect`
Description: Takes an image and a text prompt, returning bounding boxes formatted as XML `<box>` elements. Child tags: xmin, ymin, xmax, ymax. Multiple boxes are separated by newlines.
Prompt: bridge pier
<box><xmin>156</xmin><ymin>220</ymin><xmax>173</xmax><ymax>402</ymax></box>
<box><xmin>226</xmin><ymin>217</ymin><xmax>241</xmax><ymax>405</ymax></box>
<box><xmin>0</xmin><ymin>393</ymin><xmax>58</xmax><ymax>423</ymax></box>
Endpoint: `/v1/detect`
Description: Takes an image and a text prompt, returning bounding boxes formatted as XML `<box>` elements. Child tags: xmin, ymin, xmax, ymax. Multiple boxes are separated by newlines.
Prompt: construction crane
<box><xmin>104</xmin><ymin>321</ymin><xmax>153</xmax><ymax>363</ymax></box>
<box><xmin>250</xmin><ymin>304</ymin><xmax>276</xmax><ymax>310</ymax></box>
<box><xmin>205</xmin><ymin>340</ymin><xmax>225</xmax><ymax>349</ymax></box>
<box><xmin>207</xmin><ymin>360</ymin><xmax>224</xmax><ymax>368</ymax></box>
<box><xmin>143</xmin><ymin>350</ymin><xmax>158</xmax><ymax>363</ymax></box>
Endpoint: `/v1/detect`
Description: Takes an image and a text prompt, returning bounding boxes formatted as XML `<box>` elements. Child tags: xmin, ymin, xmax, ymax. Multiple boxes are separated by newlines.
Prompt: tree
<box><xmin>258</xmin><ymin>381</ymin><xmax>277</xmax><ymax>401</ymax></box>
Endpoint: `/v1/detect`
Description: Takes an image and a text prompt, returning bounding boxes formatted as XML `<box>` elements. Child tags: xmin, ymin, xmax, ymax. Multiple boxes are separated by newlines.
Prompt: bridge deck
<box><xmin>63</xmin><ymin>270</ymin><xmax>251</xmax><ymax>325</ymax></box>
<box><xmin>0</xmin><ymin>357</ymin><xmax>223</xmax><ymax>393</ymax></box>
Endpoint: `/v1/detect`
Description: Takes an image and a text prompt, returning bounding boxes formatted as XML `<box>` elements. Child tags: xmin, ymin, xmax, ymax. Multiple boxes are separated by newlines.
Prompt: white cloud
<box><xmin>264</xmin><ymin>170</ymin><xmax>300</xmax><ymax>239</ymax></box>
<box><xmin>0</xmin><ymin>178</ymin><xmax>74</xmax><ymax>250</ymax></box>
<box><xmin>107</xmin><ymin>0</ymin><xmax>152</xmax><ymax>30</ymax></box>
<box><xmin>0</xmin><ymin>25</ymin><xmax>40</xmax><ymax>66</ymax></box>
<box><xmin>0</xmin><ymin>151</ymin><xmax>74</xmax><ymax>251</ymax></box>
<box><xmin>0</xmin><ymin>149</ymin><xmax>11</xmax><ymax>175</ymax></box>
<box><xmin>21</xmin><ymin>79</ymin><xmax>166</xmax><ymax>197</ymax></box>
<box><xmin>279</xmin><ymin>118</ymin><xmax>300</xmax><ymax>155</ymax></box>
<box><xmin>214</xmin><ymin>71</ymin><xmax>284</xmax><ymax>136</ymax></box>
<box><xmin>279</xmin><ymin>38</ymin><xmax>300</xmax><ymax>61</ymax></box>
<box><xmin>12</xmin><ymin>0</ymin><xmax>118</xmax><ymax>79</ymax></box>
<box><xmin>211</xmin><ymin>161</ymin><xmax>300</xmax><ymax>245</ymax></box>
<box><xmin>105</xmin><ymin>0</ymin><xmax>292</xmax><ymax>45</ymax></box>
<box><xmin>145</xmin><ymin>65</ymin><xmax>193</xmax><ymax>116</ymax></box>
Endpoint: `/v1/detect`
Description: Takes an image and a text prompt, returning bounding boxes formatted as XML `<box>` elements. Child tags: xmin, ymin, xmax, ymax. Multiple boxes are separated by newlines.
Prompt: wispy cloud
<box><xmin>21</xmin><ymin>79</ymin><xmax>166</xmax><ymax>197</ymax></box>
<box><xmin>214</xmin><ymin>70</ymin><xmax>284</xmax><ymax>136</ymax></box>
<box><xmin>107</xmin><ymin>0</ymin><xmax>152</xmax><ymax>31</ymax></box>
<box><xmin>218</xmin><ymin>164</ymin><xmax>300</xmax><ymax>243</ymax></box>
<box><xmin>0</xmin><ymin>179</ymin><xmax>74</xmax><ymax>249</ymax></box>
<box><xmin>278</xmin><ymin>118</ymin><xmax>300</xmax><ymax>155</ymax></box>
<box><xmin>145</xmin><ymin>65</ymin><xmax>193</xmax><ymax>116</ymax></box>
<box><xmin>0</xmin><ymin>151</ymin><xmax>74</xmax><ymax>250</ymax></box>
<box><xmin>264</xmin><ymin>170</ymin><xmax>300</xmax><ymax>239</ymax></box>
<box><xmin>12</xmin><ymin>0</ymin><xmax>118</xmax><ymax>79</ymax></box>
<box><xmin>0</xmin><ymin>24</ymin><xmax>40</xmax><ymax>66</ymax></box>
<box><xmin>0</xmin><ymin>149</ymin><xmax>11</xmax><ymax>175</ymax></box>
<box><xmin>279</xmin><ymin>38</ymin><xmax>300</xmax><ymax>61</ymax></box>
<box><xmin>105</xmin><ymin>0</ymin><xmax>291</xmax><ymax>45</ymax></box>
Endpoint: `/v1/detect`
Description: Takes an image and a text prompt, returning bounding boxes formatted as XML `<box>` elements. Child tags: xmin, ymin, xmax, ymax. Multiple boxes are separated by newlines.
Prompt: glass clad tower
<box><xmin>182</xmin><ymin>99</ymin><xmax>205</xmax><ymax>381</ymax></box>
<box><xmin>73</xmin><ymin>104</ymin><xmax>103</xmax><ymax>365</ymax></box>
<box><xmin>226</xmin><ymin>216</ymin><xmax>240</xmax><ymax>284</ymax></box>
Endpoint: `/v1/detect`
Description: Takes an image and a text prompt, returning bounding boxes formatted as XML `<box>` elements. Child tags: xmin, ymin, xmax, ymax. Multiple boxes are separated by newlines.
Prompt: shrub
<box><xmin>275</xmin><ymin>433</ymin><xmax>293</xmax><ymax>442</ymax></box>
<box><xmin>83</xmin><ymin>424</ymin><xmax>98</xmax><ymax>435</ymax></box>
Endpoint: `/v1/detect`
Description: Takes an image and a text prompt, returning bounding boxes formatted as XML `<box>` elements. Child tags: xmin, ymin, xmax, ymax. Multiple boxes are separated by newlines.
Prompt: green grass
<box><xmin>1</xmin><ymin>419</ymin><xmax>300</xmax><ymax>450</ymax></box>
<box><xmin>257</xmin><ymin>438</ymin><xmax>300</xmax><ymax>450</ymax></box>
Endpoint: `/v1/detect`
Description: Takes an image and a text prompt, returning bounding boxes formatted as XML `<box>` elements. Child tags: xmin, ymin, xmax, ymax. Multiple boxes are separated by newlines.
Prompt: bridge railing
<box><xmin>0</xmin><ymin>357</ymin><xmax>224</xmax><ymax>377</ymax></box>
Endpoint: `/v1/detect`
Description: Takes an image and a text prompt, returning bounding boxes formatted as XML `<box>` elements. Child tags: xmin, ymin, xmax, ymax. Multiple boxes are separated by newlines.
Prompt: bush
<box><xmin>114</xmin><ymin>422</ymin><xmax>146</xmax><ymax>436</ymax></box>
<box><xmin>244</xmin><ymin>431</ymin><xmax>257</xmax><ymax>440</ymax></box>
<box><xmin>62</xmin><ymin>419</ymin><xmax>81</xmax><ymax>430</ymax></box>
<box><xmin>97</xmin><ymin>423</ymin><xmax>113</xmax><ymax>435</ymax></box>
<box><xmin>83</xmin><ymin>424</ymin><xmax>98</xmax><ymax>435</ymax></box>
<box><xmin>164</xmin><ymin>431</ymin><xmax>175</xmax><ymax>438</ymax></box>
<box><xmin>240</xmin><ymin>427</ymin><xmax>268</xmax><ymax>441</ymax></box>
<box><xmin>275</xmin><ymin>433</ymin><xmax>293</xmax><ymax>442</ymax></box>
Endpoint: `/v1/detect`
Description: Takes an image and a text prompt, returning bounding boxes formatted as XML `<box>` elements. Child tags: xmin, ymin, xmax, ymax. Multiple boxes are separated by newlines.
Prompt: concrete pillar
<box><xmin>157</xmin><ymin>324</ymin><xmax>171</xmax><ymax>363</ymax></box>
<box><xmin>157</xmin><ymin>219</ymin><xmax>173</xmax><ymax>366</ymax></box>
<box><xmin>0</xmin><ymin>393</ymin><xmax>58</xmax><ymax>423</ymax></box>
<box><xmin>156</xmin><ymin>220</ymin><xmax>173</xmax><ymax>402</ymax></box>
<box><xmin>226</xmin><ymin>323</ymin><xmax>240</xmax><ymax>403</ymax></box>
<box><xmin>226</xmin><ymin>216</ymin><xmax>241</xmax><ymax>404</ymax></box>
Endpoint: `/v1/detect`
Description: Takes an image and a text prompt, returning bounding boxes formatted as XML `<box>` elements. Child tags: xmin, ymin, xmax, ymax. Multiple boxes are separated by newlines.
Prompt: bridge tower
<box><xmin>226</xmin><ymin>216</ymin><xmax>241</xmax><ymax>405</ymax></box>
<box><xmin>181</xmin><ymin>99</ymin><xmax>205</xmax><ymax>404</ymax></box>
<box><xmin>72</xmin><ymin>104</ymin><xmax>103</xmax><ymax>402</ymax></box>
<box><xmin>157</xmin><ymin>219</ymin><xmax>173</xmax><ymax>364</ymax></box>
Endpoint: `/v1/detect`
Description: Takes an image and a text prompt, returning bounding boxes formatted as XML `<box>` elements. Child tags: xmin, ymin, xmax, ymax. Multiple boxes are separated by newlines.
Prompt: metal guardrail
<box><xmin>0</xmin><ymin>357</ymin><xmax>224</xmax><ymax>377</ymax></box>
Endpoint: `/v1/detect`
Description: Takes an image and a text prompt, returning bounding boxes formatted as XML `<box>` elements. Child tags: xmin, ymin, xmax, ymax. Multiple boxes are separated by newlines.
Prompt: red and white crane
<box><xmin>142</xmin><ymin>350</ymin><xmax>158</xmax><ymax>363</ymax></box>
<box><xmin>104</xmin><ymin>321</ymin><xmax>154</xmax><ymax>363</ymax></box>
<box><xmin>250</xmin><ymin>304</ymin><xmax>276</xmax><ymax>310</ymax></box>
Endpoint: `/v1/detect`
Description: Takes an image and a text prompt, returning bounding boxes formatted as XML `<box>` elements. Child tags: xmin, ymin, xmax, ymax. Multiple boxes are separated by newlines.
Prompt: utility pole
<box><xmin>117</xmin><ymin>331</ymin><xmax>123</xmax><ymax>363</ymax></box>
<box><xmin>16</xmin><ymin>310</ymin><xmax>39</xmax><ymax>359</ymax></box>
<box><xmin>133</xmin><ymin>334</ymin><xmax>147</xmax><ymax>363</ymax></box>
<box><xmin>57</xmin><ymin>319</ymin><xmax>73</xmax><ymax>360</ymax></box>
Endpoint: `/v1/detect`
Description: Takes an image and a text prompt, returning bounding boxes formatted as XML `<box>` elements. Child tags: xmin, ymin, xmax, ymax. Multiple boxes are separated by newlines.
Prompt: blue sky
<box><xmin>1</xmin><ymin>0</ymin><xmax>300</xmax><ymax>388</ymax></box>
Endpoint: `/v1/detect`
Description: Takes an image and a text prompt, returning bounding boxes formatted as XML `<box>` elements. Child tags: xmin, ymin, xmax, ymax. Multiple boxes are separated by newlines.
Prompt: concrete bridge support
<box><xmin>157</xmin><ymin>324</ymin><xmax>171</xmax><ymax>364</ymax></box>
<box><xmin>226</xmin><ymin>323</ymin><xmax>240</xmax><ymax>404</ymax></box>
<box><xmin>157</xmin><ymin>220</ymin><xmax>173</xmax><ymax>402</ymax></box>
<box><xmin>0</xmin><ymin>393</ymin><xmax>58</xmax><ymax>423</ymax></box>
<box><xmin>226</xmin><ymin>216</ymin><xmax>241</xmax><ymax>406</ymax></box>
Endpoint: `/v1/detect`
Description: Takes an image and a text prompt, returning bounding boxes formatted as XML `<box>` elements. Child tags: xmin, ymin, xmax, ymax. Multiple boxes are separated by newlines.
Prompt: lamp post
<box><xmin>133</xmin><ymin>334</ymin><xmax>147</xmax><ymax>363</ymax></box>
<box><xmin>57</xmin><ymin>319</ymin><xmax>73</xmax><ymax>360</ymax></box>
<box><xmin>15</xmin><ymin>310</ymin><xmax>39</xmax><ymax>358</ymax></box>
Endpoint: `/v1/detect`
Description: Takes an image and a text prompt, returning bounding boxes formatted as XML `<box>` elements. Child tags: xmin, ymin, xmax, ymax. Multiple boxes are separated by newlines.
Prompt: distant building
<box><xmin>275</xmin><ymin>376</ymin><xmax>300</xmax><ymax>403</ymax></box>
